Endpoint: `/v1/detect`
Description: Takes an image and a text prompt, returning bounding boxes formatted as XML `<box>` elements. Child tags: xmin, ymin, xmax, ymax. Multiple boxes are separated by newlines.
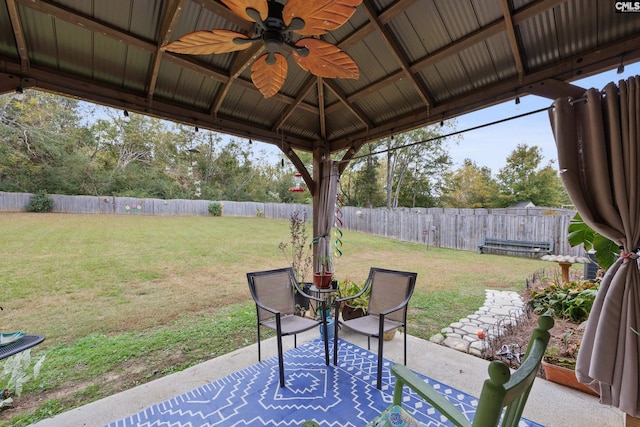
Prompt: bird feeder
<box><xmin>289</xmin><ymin>173</ymin><xmax>305</xmax><ymax>193</ymax></box>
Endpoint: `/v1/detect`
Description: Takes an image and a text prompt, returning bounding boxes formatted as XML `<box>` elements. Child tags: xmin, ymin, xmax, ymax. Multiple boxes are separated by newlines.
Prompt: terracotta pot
<box><xmin>313</xmin><ymin>272</ymin><xmax>333</xmax><ymax>289</ymax></box>
<box><xmin>541</xmin><ymin>360</ymin><xmax>599</xmax><ymax>396</ymax></box>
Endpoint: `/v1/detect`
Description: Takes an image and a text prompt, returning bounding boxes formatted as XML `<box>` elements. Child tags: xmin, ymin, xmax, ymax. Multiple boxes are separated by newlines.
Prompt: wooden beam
<box><xmin>527</xmin><ymin>79</ymin><xmax>586</xmax><ymax>100</ymax></box>
<box><xmin>211</xmin><ymin>44</ymin><xmax>264</xmax><ymax>116</ymax></box>
<box><xmin>323</xmin><ymin>80</ymin><xmax>374</xmax><ymax>129</ymax></box>
<box><xmin>6</xmin><ymin>0</ymin><xmax>29</xmax><ymax>70</ymax></box>
<box><xmin>272</xmin><ymin>77</ymin><xmax>316</xmax><ymax>132</ymax></box>
<box><xmin>361</xmin><ymin>0</ymin><xmax>434</xmax><ymax>109</ymax></box>
<box><xmin>339</xmin><ymin>0</ymin><xmax>419</xmax><ymax>50</ymax></box>
<box><xmin>318</xmin><ymin>77</ymin><xmax>326</xmax><ymax>140</ymax></box>
<box><xmin>148</xmin><ymin>0</ymin><xmax>186</xmax><ymax>101</ymax></box>
<box><xmin>500</xmin><ymin>0</ymin><xmax>525</xmax><ymax>82</ymax></box>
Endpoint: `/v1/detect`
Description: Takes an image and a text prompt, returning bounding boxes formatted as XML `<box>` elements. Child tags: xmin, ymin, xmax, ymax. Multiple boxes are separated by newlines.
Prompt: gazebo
<box><xmin>2</xmin><ymin>0</ymin><xmax>640</xmax><ymax>420</ymax></box>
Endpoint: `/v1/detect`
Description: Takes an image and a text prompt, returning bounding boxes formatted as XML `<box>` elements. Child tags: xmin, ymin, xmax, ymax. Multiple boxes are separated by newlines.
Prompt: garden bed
<box><xmin>482</xmin><ymin>268</ymin><xmax>591</xmax><ymax>387</ymax></box>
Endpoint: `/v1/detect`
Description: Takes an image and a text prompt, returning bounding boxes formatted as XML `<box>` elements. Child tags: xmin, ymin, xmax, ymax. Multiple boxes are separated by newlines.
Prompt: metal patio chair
<box><xmin>333</xmin><ymin>267</ymin><xmax>417</xmax><ymax>389</ymax></box>
<box><xmin>247</xmin><ymin>267</ymin><xmax>330</xmax><ymax>388</ymax></box>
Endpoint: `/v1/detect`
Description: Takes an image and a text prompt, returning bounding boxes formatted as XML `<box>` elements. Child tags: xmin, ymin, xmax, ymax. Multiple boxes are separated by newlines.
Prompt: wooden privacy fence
<box><xmin>0</xmin><ymin>191</ymin><xmax>581</xmax><ymax>256</ymax></box>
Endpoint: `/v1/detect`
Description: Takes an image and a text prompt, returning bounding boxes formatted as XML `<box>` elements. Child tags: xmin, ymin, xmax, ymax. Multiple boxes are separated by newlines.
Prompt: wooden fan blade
<box><xmin>283</xmin><ymin>0</ymin><xmax>362</xmax><ymax>36</ymax></box>
<box><xmin>221</xmin><ymin>0</ymin><xmax>268</xmax><ymax>23</ymax></box>
<box><xmin>294</xmin><ymin>39</ymin><xmax>359</xmax><ymax>79</ymax></box>
<box><xmin>251</xmin><ymin>53</ymin><xmax>287</xmax><ymax>98</ymax></box>
<box><xmin>164</xmin><ymin>30</ymin><xmax>251</xmax><ymax>55</ymax></box>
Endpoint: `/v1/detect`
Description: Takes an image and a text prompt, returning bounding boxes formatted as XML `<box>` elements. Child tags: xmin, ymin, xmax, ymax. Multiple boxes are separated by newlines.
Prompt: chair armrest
<box><xmin>253</xmin><ymin>299</ymin><xmax>280</xmax><ymax>315</ymax></box>
<box><xmin>391</xmin><ymin>364</ymin><xmax>472</xmax><ymax>427</ymax></box>
<box><xmin>379</xmin><ymin>302</ymin><xmax>408</xmax><ymax>317</ymax></box>
<box><xmin>293</xmin><ymin>282</ymin><xmax>330</xmax><ymax>307</ymax></box>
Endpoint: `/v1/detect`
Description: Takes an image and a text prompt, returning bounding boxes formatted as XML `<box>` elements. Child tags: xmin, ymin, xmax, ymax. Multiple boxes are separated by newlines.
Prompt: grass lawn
<box><xmin>0</xmin><ymin>212</ymin><xmax>545</xmax><ymax>425</ymax></box>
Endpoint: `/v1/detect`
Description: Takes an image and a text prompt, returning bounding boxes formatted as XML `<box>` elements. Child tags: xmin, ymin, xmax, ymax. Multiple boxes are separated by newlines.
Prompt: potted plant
<box><xmin>336</xmin><ymin>279</ymin><xmax>369</xmax><ymax>320</ymax></box>
<box><xmin>313</xmin><ymin>255</ymin><xmax>334</xmax><ymax>289</ymax></box>
<box><xmin>279</xmin><ymin>211</ymin><xmax>313</xmax><ymax>310</ymax></box>
<box><xmin>541</xmin><ymin>323</ymin><xmax>598</xmax><ymax>396</ymax></box>
<box><xmin>529</xmin><ymin>278</ymin><xmax>600</xmax><ymax>395</ymax></box>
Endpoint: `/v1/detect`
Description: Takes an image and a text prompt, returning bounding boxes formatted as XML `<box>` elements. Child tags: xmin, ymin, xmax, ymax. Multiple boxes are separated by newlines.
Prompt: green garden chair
<box><xmin>367</xmin><ymin>314</ymin><xmax>553</xmax><ymax>427</ymax></box>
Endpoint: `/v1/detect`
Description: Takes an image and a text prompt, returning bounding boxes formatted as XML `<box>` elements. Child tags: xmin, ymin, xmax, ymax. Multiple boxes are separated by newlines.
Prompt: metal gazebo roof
<box><xmin>2</xmin><ymin>0</ymin><xmax>639</xmax><ymax>162</ymax></box>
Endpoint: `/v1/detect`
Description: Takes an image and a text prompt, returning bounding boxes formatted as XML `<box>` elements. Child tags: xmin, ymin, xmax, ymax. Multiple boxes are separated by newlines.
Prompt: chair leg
<box><xmin>277</xmin><ymin>333</ymin><xmax>285</xmax><ymax>388</ymax></box>
<box><xmin>333</xmin><ymin>316</ymin><xmax>339</xmax><ymax>365</ymax></box>
<box><xmin>403</xmin><ymin>326</ymin><xmax>407</xmax><ymax>365</ymax></box>
<box><xmin>257</xmin><ymin>323</ymin><xmax>262</xmax><ymax>362</ymax></box>
<box><xmin>321</xmin><ymin>309</ymin><xmax>329</xmax><ymax>365</ymax></box>
<box><xmin>376</xmin><ymin>335</ymin><xmax>384</xmax><ymax>390</ymax></box>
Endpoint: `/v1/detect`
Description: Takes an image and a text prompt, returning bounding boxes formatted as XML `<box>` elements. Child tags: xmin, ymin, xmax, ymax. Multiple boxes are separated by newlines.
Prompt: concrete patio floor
<box><xmin>31</xmin><ymin>329</ymin><xmax>623</xmax><ymax>427</ymax></box>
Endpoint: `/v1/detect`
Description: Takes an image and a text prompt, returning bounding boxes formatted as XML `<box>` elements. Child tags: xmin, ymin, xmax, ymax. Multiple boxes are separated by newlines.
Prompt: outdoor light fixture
<box><xmin>515</xmin><ymin>96</ymin><xmax>520</xmax><ymax>105</ymax></box>
<box><xmin>249</xmin><ymin>138</ymin><xmax>252</xmax><ymax>145</ymax></box>
<box><xmin>195</xmin><ymin>126</ymin><xmax>199</xmax><ymax>132</ymax></box>
<box><xmin>618</xmin><ymin>57</ymin><xmax>625</xmax><ymax>74</ymax></box>
<box><xmin>123</xmin><ymin>109</ymin><xmax>129</xmax><ymax>117</ymax></box>
<box><xmin>14</xmin><ymin>86</ymin><xmax>24</xmax><ymax>100</ymax></box>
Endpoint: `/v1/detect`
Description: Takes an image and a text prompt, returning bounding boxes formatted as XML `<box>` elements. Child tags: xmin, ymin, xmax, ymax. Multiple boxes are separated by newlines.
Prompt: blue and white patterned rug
<box><xmin>106</xmin><ymin>339</ymin><xmax>543</xmax><ymax>427</ymax></box>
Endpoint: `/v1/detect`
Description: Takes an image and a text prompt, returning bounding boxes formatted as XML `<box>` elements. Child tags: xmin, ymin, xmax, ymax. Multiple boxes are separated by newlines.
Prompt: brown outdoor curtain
<box><xmin>549</xmin><ymin>75</ymin><xmax>640</xmax><ymax>417</ymax></box>
<box><xmin>315</xmin><ymin>160</ymin><xmax>339</xmax><ymax>275</ymax></box>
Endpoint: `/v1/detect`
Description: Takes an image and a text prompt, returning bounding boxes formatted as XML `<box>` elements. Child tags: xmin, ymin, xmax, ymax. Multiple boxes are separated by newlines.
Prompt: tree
<box><xmin>351</xmin><ymin>145</ymin><xmax>385</xmax><ymax>208</ymax></box>
<box><xmin>382</xmin><ymin>125</ymin><xmax>455</xmax><ymax>209</ymax></box>
<box><xmin>441</xmin><ymin>159</ymin><xmax>499</xmax><ymax>208</ymax></box>
<box><xmin>0</xmin><ymin>91</ymin><xmax>92</xmax><ymax>194</ymax></box>
<box><xmin>495</xmin><ymin>144</ymin><xmax>568</xmax><ymax>207</ymax></box>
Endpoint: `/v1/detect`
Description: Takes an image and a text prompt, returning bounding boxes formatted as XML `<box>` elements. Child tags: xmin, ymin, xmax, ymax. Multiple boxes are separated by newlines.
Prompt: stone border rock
<box><xmin>429</xmin><ymin>290</ymin><xmax>525</xmax><ymax>357</ymax></box>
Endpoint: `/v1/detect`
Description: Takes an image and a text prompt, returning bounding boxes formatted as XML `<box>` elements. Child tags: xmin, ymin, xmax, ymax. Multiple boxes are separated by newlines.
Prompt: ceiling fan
<box><xmin>163</xmin><ymin>0</ymin><xmax>362</xmax><ymax>98</ymax></box>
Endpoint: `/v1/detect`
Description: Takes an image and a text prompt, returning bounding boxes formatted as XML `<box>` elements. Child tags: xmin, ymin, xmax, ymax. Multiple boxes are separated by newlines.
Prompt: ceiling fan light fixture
<box><xmin>164</xmin><ymin>0</ymin><xmax>362</xmax><ymax>98</ymax></box>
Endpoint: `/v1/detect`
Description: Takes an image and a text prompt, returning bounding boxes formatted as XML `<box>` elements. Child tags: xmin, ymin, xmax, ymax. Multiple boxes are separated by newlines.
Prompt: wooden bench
<box><xmin>478</xmin><ymin>237</ymin><xmax>554</xmax><ymax>256</ymax></box>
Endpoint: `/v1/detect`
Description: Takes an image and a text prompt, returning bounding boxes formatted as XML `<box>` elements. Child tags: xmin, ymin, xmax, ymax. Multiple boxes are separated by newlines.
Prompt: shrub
<box><xmin>279</xmin><ymin>211</ymin><xmax>312</xmax><ymax>283</ymax></box>
<box><xmin>208</xmin><ymin>202</ymin><xmax>222</xmax><ymax>216</ymax></box>
<box><xmin>27</xmin><ymin>192</ymin><xmax>54</xmax><ymax>213</ymax></box>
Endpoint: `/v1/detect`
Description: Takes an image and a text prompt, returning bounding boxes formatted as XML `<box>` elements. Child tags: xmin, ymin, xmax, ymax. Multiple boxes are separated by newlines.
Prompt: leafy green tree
<box><xmin>441</xmin><ymin>159</ymin><xmax>499</xmax><ymax>208</ymax></box>
<box><xmin>90</xmin><ymin>111</ymin><xmax>185</xmax><ymax>198</ymax></box>
<box><xmin>351</xmin><ymin>145</ymin><xmax>385</xmax><ymax>208</ymax></box>
<box><xmin>0</xmin><ymin>91</ymin><xmax>91</xmax><ymax>194</ymax></box>
<box><xmin>382</xmin><ymin>125</ymin><xmax>455</xmax><ymax>209</ymax></box>
<box><xmin>495</xmin><ymin>144</ymin><xmax>568</xmax><ymax>207</ymax></box>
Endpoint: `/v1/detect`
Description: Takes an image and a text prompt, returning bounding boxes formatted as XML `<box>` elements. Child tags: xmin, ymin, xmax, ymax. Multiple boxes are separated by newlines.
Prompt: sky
<box><xmin>251</xmin><ymin>60</ymin><xmax>640</xmax><ymax>175</ymax></box>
